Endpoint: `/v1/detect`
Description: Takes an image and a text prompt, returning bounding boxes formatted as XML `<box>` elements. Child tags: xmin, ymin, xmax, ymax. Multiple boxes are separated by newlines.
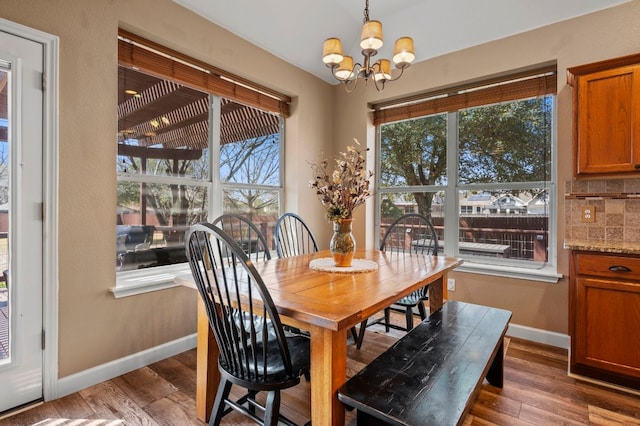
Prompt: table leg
<box><xmin>309</xmin><ymin>325</ymin><xmax>347</xmax><ymax>426</ymax></box>
<box><xmin>428</xmin><ymin>275</ymin><xmax>444</xmax><ymax>312</ymax></box>
<box><xmin>442</xmin><ymin>273</ymin><xmax>449</xmax><ymax>301</ymax></box>
<box><xmin>196</xmin><ymin>297</ymin><xmax>219</xmax><ymax>422</ymax></box>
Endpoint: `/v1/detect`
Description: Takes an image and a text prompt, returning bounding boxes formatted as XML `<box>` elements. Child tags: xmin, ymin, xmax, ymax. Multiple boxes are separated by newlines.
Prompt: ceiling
<box><xmin>173</xmin><ymin>0</ymin><xmax>630</xmax><ymax>84</ymax></box>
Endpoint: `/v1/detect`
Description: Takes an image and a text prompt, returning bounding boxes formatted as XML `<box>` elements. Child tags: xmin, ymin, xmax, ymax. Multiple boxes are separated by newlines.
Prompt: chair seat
<box><xmin>393</xmin><ymin>291</ymin><xmax>426</xmax><ymax>307</ymax></box>
<box><xmin>220</xmin><ymin>334</ymin><xmax>310</xmax><ymax>387</ymax></box>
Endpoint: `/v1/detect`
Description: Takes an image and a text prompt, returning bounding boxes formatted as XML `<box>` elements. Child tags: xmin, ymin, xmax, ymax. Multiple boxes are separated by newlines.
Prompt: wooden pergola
<box><xmin>117</xmin><ymin>66</ymin><xmax>280</xmax><ymax>156</ymax></box>
<box><xmin>117</xmin><ymin>66</ymin><xmax>282</xmax><ymax>231</ymax></box>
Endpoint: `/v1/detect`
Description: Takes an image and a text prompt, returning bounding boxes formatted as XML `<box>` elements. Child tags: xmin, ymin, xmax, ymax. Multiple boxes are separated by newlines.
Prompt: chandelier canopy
<box><xmin>322</xmin><ymin>0</ymin><xmax>415</xmax><ymax>92</ymax></box>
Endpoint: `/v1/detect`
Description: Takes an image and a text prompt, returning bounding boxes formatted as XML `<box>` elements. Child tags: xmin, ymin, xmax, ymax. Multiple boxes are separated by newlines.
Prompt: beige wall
<box><xmin>1</xmin><ymin>0</ymin><xmax>639</xmax><ymax>379</ymax></box>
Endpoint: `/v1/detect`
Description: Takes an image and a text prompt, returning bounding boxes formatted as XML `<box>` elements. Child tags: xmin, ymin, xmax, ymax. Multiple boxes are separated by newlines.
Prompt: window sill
<box><xmin>454</xmin><ymin>261</ymin><xmax>562</xmax><ymax>283</ymax></box>
<box><xmin>111</xmin><ymin>263</ymin><xmax>192</xmax><ymax>298</ymax></box>
<box><xmin>110</xmin><ymin>257</ymin><xmax>561</xmax><ymax>299</ymax></box>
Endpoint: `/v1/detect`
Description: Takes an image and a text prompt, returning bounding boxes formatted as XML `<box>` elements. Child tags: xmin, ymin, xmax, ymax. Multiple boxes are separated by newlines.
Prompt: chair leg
<box><xmin>210</xmin><ymin>378</ymin><xmax>232</xmax><ymax>426</ymax></box>
<box><xmin>405</xmin><ymin>307</ymin><xmax>414</xmax><ymax>331</ymax></box>
<box><xmin>418</xmin><ymin>300</ymin><xmax>427</xmax><ymax>320</ymax></box>
<box><xmin>350</xmin><ymin>326</ymin><xmax>358</xmax><ymax>343</ymax></box>
<box><xmin>356</xmin><ymin>319</ymin><xmax>368</xmax><ymax>350</ymax></box>
<box><xmin>263</xmin><ymin>390</ymin><xmax>281</xmax><ymax>426</ymax></box>
<box><xmin>384</xmin><ymin>308</ymin><xmax>391</xmax><ymax>332</ymax></box>
<box><xmin>247</xmin><ymin>390</ymin><xmax>258</xmax><ymax>416</ymax></box>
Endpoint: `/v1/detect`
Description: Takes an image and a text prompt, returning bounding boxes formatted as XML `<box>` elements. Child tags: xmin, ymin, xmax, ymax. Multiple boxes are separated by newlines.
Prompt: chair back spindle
<box><xmin>275</xmin><ymin>213</ymin><xmax>318</xmax><ymax>258</ymax></box>
<box><xmin>380</xmin><ymin>213</ymin><xmax>439</xmax><ymax>255</ymax></box>
<box><xmin>212</xmin><ymin>214</ymin><xmax>272</xmax><ymax>262</ymax></box>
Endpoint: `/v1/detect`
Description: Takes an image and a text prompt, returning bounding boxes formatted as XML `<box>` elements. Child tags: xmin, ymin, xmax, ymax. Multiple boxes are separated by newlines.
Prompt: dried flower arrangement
<box><xmin>309</xmin><ymin>139</ymin><xmax>374</xmax><ymax>222</ymax></box>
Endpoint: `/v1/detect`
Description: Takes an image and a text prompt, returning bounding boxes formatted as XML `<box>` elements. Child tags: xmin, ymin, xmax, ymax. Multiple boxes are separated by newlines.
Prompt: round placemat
<box><xmin>309</xmin><ymin>257</ymin><xmax>379</xmax><ymax>273</ymax></box>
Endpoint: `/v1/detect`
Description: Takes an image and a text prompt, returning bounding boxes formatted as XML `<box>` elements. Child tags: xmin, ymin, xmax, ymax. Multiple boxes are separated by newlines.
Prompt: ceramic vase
<box><xmin>330</xmin><ymin>218</ymin><xmax>355</xmax><ymax>267</ymax></box>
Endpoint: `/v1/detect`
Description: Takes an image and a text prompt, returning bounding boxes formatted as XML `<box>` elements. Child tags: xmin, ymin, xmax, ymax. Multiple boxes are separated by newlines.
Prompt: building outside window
<box><xmin>375</xmin><ymin>67</ymin><xmax>558</xmax><ymax>279</ymax></box>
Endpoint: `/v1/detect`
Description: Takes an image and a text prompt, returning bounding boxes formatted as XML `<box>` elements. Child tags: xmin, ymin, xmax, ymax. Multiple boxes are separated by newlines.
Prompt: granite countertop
<box><xmin>564</xmin><ymin>239</ymin><xmax>640</xmax><ymax>255</ymax></box>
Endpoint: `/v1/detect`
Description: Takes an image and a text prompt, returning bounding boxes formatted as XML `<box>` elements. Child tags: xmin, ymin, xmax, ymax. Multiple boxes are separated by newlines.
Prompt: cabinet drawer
<box><xmin>575</xmin><ymin>253</ymin><xmax>640</xmax><ymax>281</ymax></box>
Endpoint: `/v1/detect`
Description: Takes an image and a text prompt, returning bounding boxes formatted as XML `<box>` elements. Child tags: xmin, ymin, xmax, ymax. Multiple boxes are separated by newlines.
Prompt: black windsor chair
<box><xmin>211</xmin><ymin>213</ymin><xmax>272</xmax><ymax>262</ymax></box>
<box><xmin>274</xmin><ymin>213</ymin><xmax>319</xmax><ymax>258</ymax></box>
<box><xmin>186</xmin><ymin>223</ymin><xmax>311</xmax><ymax>426</ymax></box>
<box><xmin>354</xmin><ymin>213</ymin><xmax>439</xmax><ymax>349</ymax></box>
<box><xmin>274</xmin><ymin>212</ymin><xmax>362</xmax><ymax>343</ymax></box>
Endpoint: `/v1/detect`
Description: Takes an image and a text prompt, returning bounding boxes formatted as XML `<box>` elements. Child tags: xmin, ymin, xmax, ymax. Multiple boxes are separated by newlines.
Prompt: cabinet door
<box><xmin>575</xmin><ymin>66</ymin><xmax>640</xmax><ymax>175</ymax></box>
<box><xmin>574</xmin><ymin>275</ymin><xmax>640</xmax><ymax>378</ymax></box>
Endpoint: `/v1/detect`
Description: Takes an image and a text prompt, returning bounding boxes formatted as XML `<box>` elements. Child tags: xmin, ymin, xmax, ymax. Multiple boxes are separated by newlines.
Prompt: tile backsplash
<box><xmin>565</xmin><ymin>178</ymin><xmax>640</xmax><ymax>244</ymax></box>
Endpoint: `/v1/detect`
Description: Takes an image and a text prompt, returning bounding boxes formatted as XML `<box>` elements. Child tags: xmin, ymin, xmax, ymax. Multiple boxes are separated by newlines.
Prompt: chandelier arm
<box><xmin>343</xmin><ymin>78</ymin><xmax>359</xmax><ymax>93</ymax></box>
<box><xmin>386</xmin><ymin>66</ymin><xmax>408</xmax><ymax>83</ymax></box>
<box><xmin>329</xmin><ymin>62</ymin><xmax>364</xmax><ymax>82</ymax></box>
<box><xmin>372</xmin><ymin>77</ymin><xmax>385</xmax><ymax>92</ymax></box>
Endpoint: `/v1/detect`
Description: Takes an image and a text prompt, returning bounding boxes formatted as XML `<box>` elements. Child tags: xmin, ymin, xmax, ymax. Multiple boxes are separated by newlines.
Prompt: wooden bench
<box><xmin>411</xmin><ymin>240</ymin><xmax>512</xmax><ymax>258</ymax></box>
<box><xmin>338</xmin><ymin>301</ymin><xmax>512</xmax><ymax>426</ymax></box>
<box><xmin>455</xmin><ymin>241</ymin><xmax>511</xmax><ymax>258</ymax></box>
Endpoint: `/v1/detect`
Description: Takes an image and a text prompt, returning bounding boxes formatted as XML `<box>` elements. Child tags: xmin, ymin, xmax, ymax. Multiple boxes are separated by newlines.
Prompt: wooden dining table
<box><xmin>176</xmin><ymin>248</ymin><xmax>463</xmax><ymax>426</ymax></box>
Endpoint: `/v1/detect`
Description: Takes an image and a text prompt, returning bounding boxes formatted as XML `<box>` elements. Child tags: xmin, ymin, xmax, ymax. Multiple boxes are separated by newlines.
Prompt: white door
<box><xmin>0</xmin><ymin>29</ymin><xmax>44</xmax><ymax>413</ymax></box>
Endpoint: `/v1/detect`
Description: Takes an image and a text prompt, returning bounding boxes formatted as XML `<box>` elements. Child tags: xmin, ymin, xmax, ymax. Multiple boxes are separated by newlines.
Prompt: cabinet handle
<box><xmin>635</xmin><ymin>164</ymin><xmax>640</xmax><ymax>169</ymax></box>
<box><xmin>609</xmin><ymin>265</ymin><xmax>631</xmax><ymax>272</ymax></box>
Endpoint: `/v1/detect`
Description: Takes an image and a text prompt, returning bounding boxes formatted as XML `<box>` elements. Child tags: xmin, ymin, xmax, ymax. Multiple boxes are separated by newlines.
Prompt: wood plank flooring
<box><xmin>2</xmin><ymin>321</ymin><xmax>640</xmax><ymax>425</ymax></box>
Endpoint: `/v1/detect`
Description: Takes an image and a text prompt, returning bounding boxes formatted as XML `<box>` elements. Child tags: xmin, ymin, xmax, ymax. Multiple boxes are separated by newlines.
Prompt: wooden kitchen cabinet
<box><xmin>570</xmin><ymin>251</ymin><xmax>640</xmax><ymax>389</ymax></box>
<box><xmin>567</xmin><ymin>54</ymin><xmax>640</xmax><ymax>176</ymax></box>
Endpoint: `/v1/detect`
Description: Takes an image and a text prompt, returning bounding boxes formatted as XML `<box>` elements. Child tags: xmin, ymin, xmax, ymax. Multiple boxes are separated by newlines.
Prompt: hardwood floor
<box><xmin>2</xmin><ymin>322</ymin><xmax>640</xmax><ymax>425</ymax></box>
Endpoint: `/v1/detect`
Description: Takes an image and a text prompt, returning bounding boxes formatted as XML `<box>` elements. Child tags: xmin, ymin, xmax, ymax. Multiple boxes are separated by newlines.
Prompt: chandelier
<box><xmin>322</xmin><ymin>0</ymin><xmax>415</xmax><ymax>92</ymax></box>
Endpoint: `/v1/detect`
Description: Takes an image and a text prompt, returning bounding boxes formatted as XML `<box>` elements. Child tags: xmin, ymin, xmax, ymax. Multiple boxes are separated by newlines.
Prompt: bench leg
<box><xmin>486</xmin><ymin>339</ymin><xmax>504</xmax><ymax>388</ymax></box>
<box><xmin>357</xmin><ymin>410</ymin><xmax>391</xmax><ymax>426</ymax></box>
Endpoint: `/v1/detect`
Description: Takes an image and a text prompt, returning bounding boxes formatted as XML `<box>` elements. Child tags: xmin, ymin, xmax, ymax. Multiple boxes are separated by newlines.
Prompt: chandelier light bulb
<box><xmin>335</xmin><ymin>56</ymin><xmax>355</xmax><ymax>80</ymax></box>
<box><xmin>374</xmin><ymin>59</ymin><xmax>392</xmax><ymax>82</ymax></box>
<box><xmin>322</xmin><ymin>38</ymin><xmax>344</xmax><ymax>66</ymax></box>
<box><xmin>392</xmin><ymin>37</ymin><xmax>415</xmax><ymax>68</ymax></box>
<box><xmin>360</xmin><ymin>20</ymin><xmax>383</xmax><ymax>51</ymax></box>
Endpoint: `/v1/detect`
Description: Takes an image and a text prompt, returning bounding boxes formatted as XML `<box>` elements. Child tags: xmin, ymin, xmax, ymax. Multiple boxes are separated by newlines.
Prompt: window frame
<box><xmin>374</xmin><ymin>70</ymin><xmax>561</xmax><ymax>283</ymax></box>
<box><xmin>114</xmin><ymin>97</ymin><xmax>285</xmax><ymax>297</ymax></box>
<box><xmin>215</xmin><ymin>115</ymin><xmax>285</xmax><ymax>220</ymax></box>
<box><xmin>112</xmin><ymin>32</ymin><xmax>287</xmax><ymax>298</ymax></box>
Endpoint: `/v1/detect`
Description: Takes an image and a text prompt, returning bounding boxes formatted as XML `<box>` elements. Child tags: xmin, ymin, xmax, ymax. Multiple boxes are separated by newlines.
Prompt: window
<box><xmin>114</xmin><ymin>31</ymin><xmax>287</xmax><ymax>296</ymax></box>
<box><xmin>218</xmin><ymin>116</ymin><xmax>284</xmax><ymax>248</ymax></box>
<box><xmin>375</xmin><ymin>67</ymin><xmax>559</xmax><ymax>281</ymax></box>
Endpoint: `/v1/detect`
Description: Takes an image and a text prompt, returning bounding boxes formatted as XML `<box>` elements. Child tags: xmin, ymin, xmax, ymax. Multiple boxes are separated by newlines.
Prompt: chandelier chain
<box><xmin>363</xmin><ymin>0</ymin><xmax>370</xmax><ymax>22</ymax></box>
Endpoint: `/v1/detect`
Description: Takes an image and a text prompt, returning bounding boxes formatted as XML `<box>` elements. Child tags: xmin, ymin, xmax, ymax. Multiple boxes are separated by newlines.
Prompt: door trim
<box><xmin>0</xmin><ymin>17</ymin><xmax>59</xmax><ymax>401</ymax></box>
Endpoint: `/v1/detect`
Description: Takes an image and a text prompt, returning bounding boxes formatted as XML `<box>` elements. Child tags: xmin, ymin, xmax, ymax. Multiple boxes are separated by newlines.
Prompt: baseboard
<box><xmin>55</xmin><ymin>333</ymin><xmax>197</xmax><ymax>399</ymax></box>
<box><xmin>567</xmin><ymin>372</ymin><xmax>640</xmax><ymax>397</ymax></box>
<box><xmin>53</xmin><ymin>325</ymin><xmax>567</xmax><ymax>399</ymax></box>
<box><xmin>506</xmin><ymin>323</ymin><xmax>570</xmax><ymax>349</ymax></box>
